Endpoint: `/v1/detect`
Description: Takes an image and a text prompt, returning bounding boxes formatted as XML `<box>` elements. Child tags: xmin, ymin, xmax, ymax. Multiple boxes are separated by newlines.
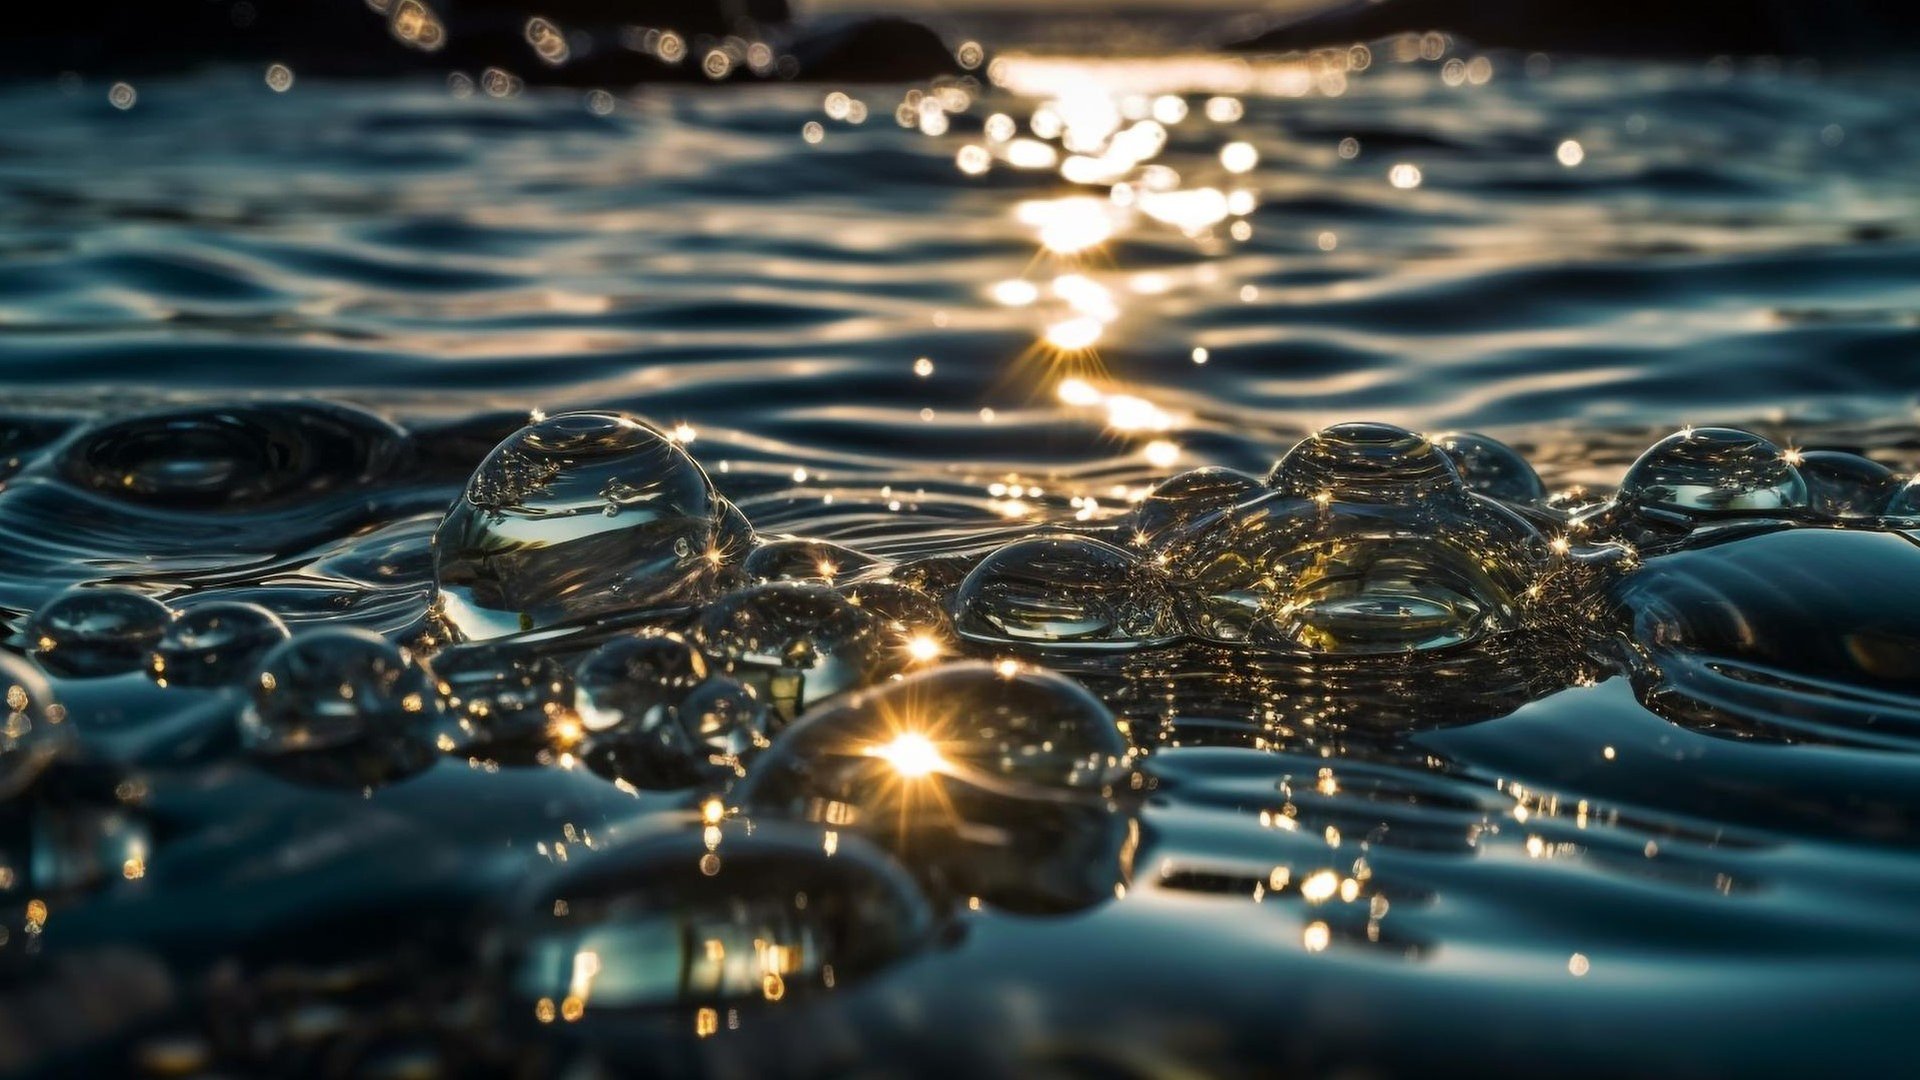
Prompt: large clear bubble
<box><xmin>28</xmin><ymin>586</ymin><xmax>174</xmax><ymax>678</ymax></box>
<box><xmin>952</xmin><ymin>535</ymin><xmax>1180</xmax><ymax>649</ymax></box>
<box><xmin>148</xmin><ymin>601</ymin><xmax>289</xmax><ymax>688</ymax></box>
<box><xmin>1795</xmin><ymin>450</ymin><xmax>1897</xmax><ymax>519</ymax></box>
<box><xmin>1161</xmin><ymin>423</ymin><xmax>1545</xmax><ymax>652</ymax></box>
<box><xmin>1128</xmin><ymin>467</ymin><xmax>1267</xmax><ymax>548</ymax></box>
<box><xmin>432</xmin><ymin>412</ymin><xmax>719</xmax><ymax>641</ymax></box>
<box><xmin>736</xmin><ymin>660</ymin><xmax>1136</xmax><ymax>911</ymax></box>
<box><xmin>1616</xmin><ymin>427</ymin><xmax>1808</xmax><ymax>519</ymax></box>
<box><xmin>240</xmin><ymin>629</ymin><xmax>443</xmax><ymax>785</ymax></box>
<box><xmin>1432</xmin><ymin>431</ymin><xmax>1547</xmax><ymax>504</ymax></box>
<box><xmin>744</xmin><ymin>538</ymin><xmax>885</xmax><ymax>585</ymax></box>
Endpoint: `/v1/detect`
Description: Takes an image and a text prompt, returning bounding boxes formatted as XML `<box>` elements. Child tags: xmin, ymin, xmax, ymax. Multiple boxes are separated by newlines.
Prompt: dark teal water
<box><xmin>2</xmin><ymin>45</ymin><xmax>1920</xmax><ymax>1077</ymax></box>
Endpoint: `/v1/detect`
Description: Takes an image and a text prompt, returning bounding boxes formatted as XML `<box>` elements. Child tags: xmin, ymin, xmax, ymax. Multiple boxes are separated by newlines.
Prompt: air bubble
<box><xmin>1267</xmin><ymin>422</ymin><xmax>1465</xmax><ymax>504</ymax></box>
<box><xmin>744</xmin><ymin>538</ymin><xmax>884</xmax><ymax>585</ymax></box>
<box><xmin>149</xmin><ymin>602</ymin><xmax>289</xmax><ymax>688</ymax></box>
<box><xmin>29</xmin><ymin>587</ymin><xmax>174</xmax><ymax>678</ymax></box>
<box><xmin>693</xmin><ymin>582</ymin><xmax>888</xmax><ymax>722</ymax></box>
<box><xmin>738</xmin><ymin>661</ymin><xmax>1136</xmax><ymax>911</ymax></box>
<box><xmin>1130</xmin><ymin>467</ymin><xmax>1266</xmax><ymax>547</ymax></box>
<box><xmin>428</xmin><ymin>641</ymin><xmax>572</xmax><ymax>755</ymax></box>
<box><xmin>240</xmin><ymin>629</ymin><xmax>442</xmax><ymax>785</ymax></box>
<box><xmin>1432</xmin><ymin>431</ymin><xmax>1547</xmax><ymax>504</ymax></box>
<box><xmin>433</xmin><ymin>412</ymin><xmax>719</xmax><ymax>641</ymax></box>
<box><xmin>1616</xmin><ymin>428</ymin><xmax>1807</xmax><ymax>518</ymax></box>
<box><xmin>575</xmin><ymin>632</ymin><xmax>707</xmax><ymax>725</ymax></box>
<box><xmin>953</xmin><ymin>535</ymin><xmax>1180</xmax><ymax>649</ymax></box>
<box><xmin>1795</xmin><ymin>450</ymin><xmax>1896</xmax><ymax>519</ymax></box>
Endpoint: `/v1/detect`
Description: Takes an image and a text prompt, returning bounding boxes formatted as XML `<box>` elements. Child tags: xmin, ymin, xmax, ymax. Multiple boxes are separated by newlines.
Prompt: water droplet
<box><xmin>503</xmin><ymin>817</ymin><xmax>931</xmax><ymax>1010</ymax></box>
<box><xmin>59</xmin><ymin>402</ymin><xmax>406</xmax><ymax>511</ymax></box>
<box><xmin>1268</xmin><ymin>422</ymin><xmax>1465</xmax><ymax>504</ymax></box>
<box><xmin>1793</xmin><ymin>450</ymin><xmax>1897</xmax><ymax>518</ymax></box>
<box><xmin>0</xmin><ymin>653</ymin><xmax>63</xmax><ymax>799</ymax></box>
<box><xmin>29</xmin><ymin>587</ymin><xmax>174</xmax><ymax>678</ymax></box>
<box><xmin>427</xmin><ymin>640</ymin><xmax>572</xmax><ymax>755</ymax></box>
<box><xmin>240</xmin><ymin>629</ymin><xmax>441</xmax><ymax>786</ymax></box>
<box><xmin>1164</xmin><ymin>424</ymin><xmax>1543</xmax><ymax>651</ymax></box>
<box><xmin>954</xmin><ymin>535</ymin><xmax>1180</xmax><ymax>649</ymax></box>
<box><xmin>1131</xmin><ymin>467</ymin><xmax>1266</xmax><ymax>547</ymax></box>
<box><xmin>838</xmin><ymin>578</ymin><xmax>953</xmax><ymax>646</ymax></box>
<box><xmin>433</xmin><ymin>412</ymin><xmax>719</xmax><ymax>641</ymax></box>
<box><xmin>738</xmin><ymin>661</ymin><xmax>1136</xmax><ymax>911</ymax></box>
<box><xmin>744</xmin><ymin>538</ymin><xmax>883</xmax><ymax>585</ymax></box>
<box><xmin>149</xmin><ymin>602</ymin><xmax>288</xmax><ymax>688</ymax></box>
<box><xmin>1433</xmin><ymin>431</ymin><xmax>1547</xmax><ymax>504</ymax></box>
<box><xmin>1616</xmin><ymin>428</ymin><xmax>1807</xmax><ymax>518</ymax></box>
<box><xmin>575</xmin><ymin>632</ymin><xmax>707</xmax><ymax>732</ymax></box>
<box><xmin>693</xmin><ymin>583</ymin><xmax>888</xmax><ymax>723</ymax></box>
<box><xmin>1888</xmin><ymin>476</ymin><xmax>1920</xmax><ymax>519</ymax></box>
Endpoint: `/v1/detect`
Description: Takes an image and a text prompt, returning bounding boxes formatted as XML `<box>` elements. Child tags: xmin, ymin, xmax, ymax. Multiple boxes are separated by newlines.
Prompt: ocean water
<box><xmin>2</xmin><ymin>40</ymin><xmax>1920</xmax><ymax>1077</ymax></box>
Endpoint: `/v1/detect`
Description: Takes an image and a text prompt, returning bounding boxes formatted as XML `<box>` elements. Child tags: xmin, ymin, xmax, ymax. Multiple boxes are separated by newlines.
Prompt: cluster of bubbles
<box><xmin>12</xmin><ymin>403</ymin><xmax>1920</xmax><ymax>1050</ymax></box>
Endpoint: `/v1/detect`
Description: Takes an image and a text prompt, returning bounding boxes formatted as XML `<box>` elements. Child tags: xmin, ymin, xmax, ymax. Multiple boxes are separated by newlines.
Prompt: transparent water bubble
<box><xmin>432</xmin><ymin>412</ymin><xmax>719</xmax><ymax>641</ymax></box>
<box><xmin>0</xmin><ymin>652</ymin><xmax>64</xmax><ymax>799</ymax></box>
<box><xmin>737</xmin><ymin>661</ymin><xmax>1136</xmax><ymax>911</ymax></box>
<box><xmin>1164</xmin><ymin>422</ymin><xmax>1544</xmax><ymax>652</ymax></box>
<box><xmin>1616</xmin><ymin>428</ymin><xmax>1807</xmax><ymax>518</ymax></box>
<box><xmin>573</xmin><ymin>632</ymin><xmax>708</xmax><ymax>733</ymax></box>
<box><xmin>1794</xmin><ymin>451</ymin><xmax>1896</xmax><ymax>519</ymax></box>
<box><xmin>1267</xmin><ymin>422</ymin><xmax>1466</xmax><ymax>504</ymax></box>
<box><xmin>28</xmin><ymin>586</ymin><xmax>174</xmax><ymax>678</ymax></box>
<box><xmin>590</xmin><ymin>676</ymin><xmax>769</xmax><ymax>787</ymax></box>
<box><xmin>744</xmin><ymin>538</ymin><xmax>884</xmax><ymax>585</ymax></box>
<box><xmin>502</xmin><ymin>817</ymin><xmax>932</xmax><ymax>1012</ymax></box>
<box><xmin>428</xmin><ymin>641</ymin><xmax>572</xmax><ymax>755</ymax></box>
<box><xmin>241</xmin><ymin>629</ymin><xmax>442</xmax><ymax>785</ymax></box>
<box><xmin>1432</xmin><ymin>431</ymin><xmax>1547</xmax><ymax>504</ymax></box>
<box><xmin>952</xmin><ymin>535</ymin><xmax>1180</xmax><ymax>648</ymax></box>
<box><xmin>693</xmin><ymin>582</ymin><xmax>889</xmax><ymax>723</ymax></box>
<box><xmin>1128</xmin><ymin>467</ymin><xmax>1266</xmax><ymax>548</ymax></box>
<box><xmin>58</xmin><ymin>401</ymin><xmax>406</xmax><ymax>511</ymax></box>
<box><xmin>148</xmin><ymin>602</ymin><xmax>289</xmax><ymax>688</ymax></box>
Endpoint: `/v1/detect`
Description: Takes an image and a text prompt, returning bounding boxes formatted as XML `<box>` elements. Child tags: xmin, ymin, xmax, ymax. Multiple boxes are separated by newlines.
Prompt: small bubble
<box><xmin>585</xmin><ymin>89</ymin><xmax>615</xmax><ymax>115</ymax></box>
<box><xmin>1556</xmin><ymin>139</ymin><xmax>1585</xmax><ymax>167</ymax></box>
<box><xmin>264</xmin><ymin>64</ymin><xmax>294</xmax><ymax>92</ymax></box>
<box><xmin>913</xmin><ymin>357</ymin><xmax>934</xmax><ymax>377</ymax></box>
<box><xmin>1338</xmin><ymin>136</ymin><xmax>1360</xmax><ymax>159</ymax></box>
<box><xmin>802</xmin><ymin>121</ymin><xmax>824</xmax><ymax>145</ymax></box>
<box><xmin>1388</xmin><ymin>163</ymin><xmax>1423</xmax><ymax>189</ymax></box>
<box><xmin>108</xmin><ymin>82</ymin><xmax>136</xmax><ymax>110</ymax></box>
<box><xmin>956</xmin><ymin>40</ymin><xmax>985</xmax><ymax>69</ymax></box>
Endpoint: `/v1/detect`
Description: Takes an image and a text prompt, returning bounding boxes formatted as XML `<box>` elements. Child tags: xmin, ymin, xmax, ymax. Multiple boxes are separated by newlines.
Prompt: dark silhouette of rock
<box><xmin>784</xmin><ymin>15</ymin><xmax>963</xmax><ymax>81</ymax></box>
<box><xmin>1227</xmin><ymin>0</ymin><xmax>1920</xmax><ymax>56</ymax></box>
<box><xmin>1</xmin><ymin>0</ymin><xmax>805</xmax><ymax>84</ymax></box>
